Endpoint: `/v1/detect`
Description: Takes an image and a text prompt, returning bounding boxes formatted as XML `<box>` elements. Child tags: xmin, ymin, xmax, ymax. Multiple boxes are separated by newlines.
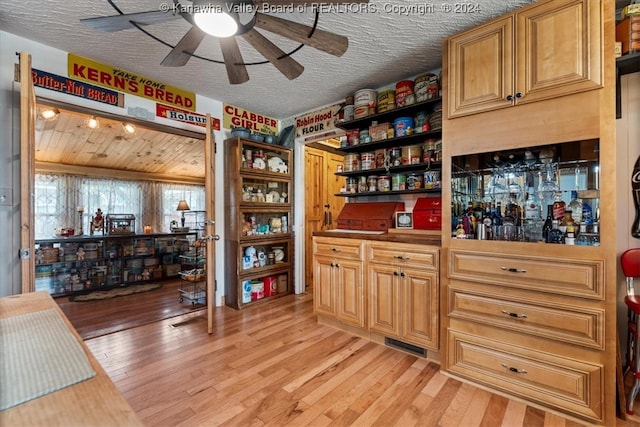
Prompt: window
<box><xmin>34</xmin><ymin>173</ymin><xmax>204</xmax><ymax>238</ymax></box>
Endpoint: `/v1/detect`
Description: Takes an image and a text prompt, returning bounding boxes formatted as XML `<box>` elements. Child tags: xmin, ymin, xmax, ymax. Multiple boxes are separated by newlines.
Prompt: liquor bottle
<box><xmin>582</xmin><ymin>200</ymin><xmax>593</xmax><ymax>227</ymax></box>
<box><xmin>543</xmin><ymin>205</ymin><xmax>554</xmax><ymax>242</ymax></box>
<box><xmin>567</xmin><ymin>190</ymin><xmax>583</xmax><ymax>224</ymax></box>
<box><xmin>634</xmin><ymin>154</ymin><xmax>640</xmax><ymax>238</ymax></box>
<box><xmin>493</xmin><ymin>201</ymin><xmax>503</xmax><ymax>226</ymax></box>
<box><xmin>559</xmin><ymin>210</ymin><xmax>575</xmax><ymax>234</ymax></box>
<box><xmin>524</xmin><ymin>189</ymin><xmax>539</xmax><ymax>221</ymax></box>
<box><xmin>552</xmin><ymin>192</ymin><xmax>566</xmax><ymax>221</ymax></box>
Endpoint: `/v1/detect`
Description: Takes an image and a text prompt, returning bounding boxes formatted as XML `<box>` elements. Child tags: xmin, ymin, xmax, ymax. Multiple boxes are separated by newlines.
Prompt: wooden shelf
<box><xmin>336</xmin><ymin>162</ymin><xmax>442</xmax><ymax>177</ymax></box>
<box><xmin>336</xmin><ymin>188</ymin><xmax>441</xmax><ymax>198</ymax></box>
<box><xmin>336</xmin><ymin>130</ymin><xmax>442</xmax><ymax>153</ymax></box>
<box><xmin>617</xmin><ymin>51</ymin><xmax>640</xmax><ymax>76</ymax></box>
<box><xmin>336</xmin><ymin>97</ymin><xmax>442</xmax><ymax>131</ymax></box>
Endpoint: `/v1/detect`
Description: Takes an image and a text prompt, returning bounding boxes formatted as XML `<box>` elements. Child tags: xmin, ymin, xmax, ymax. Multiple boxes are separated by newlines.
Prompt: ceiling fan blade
<box><xmin>161</xmin><ymin>26</ymin><xmax>207</xmax><ymax>67</ymax></box>
<box><xmin>81</xmin><ymin>10</ymin><xmax>180</xmax><ymax>32</ymax></box>
<box><xmin>252</xmin><ymin>0</ymin><xmax>368</xmax><ymax>5</ymax></box>
<box><xmin>241</xmin><ymin>29</ymin><xmax>304</xmax><ymax>80</ymax></box>
<box><xmin>219</xmin><ymin>37</ymin><xmax>250</xmax><ymax>85</ymax></box>
<box><xmin>254</xmin><ymin>13</ymin><xmax>348</xmax><ymax>57</ymax></box>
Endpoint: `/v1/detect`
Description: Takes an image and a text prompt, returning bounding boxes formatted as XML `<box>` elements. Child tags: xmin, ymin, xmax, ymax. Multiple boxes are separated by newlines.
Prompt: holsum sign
<box><xmin>68</xmin><ymin>54</ymin><xmax>196</xmax><ymax>111</ymax></box>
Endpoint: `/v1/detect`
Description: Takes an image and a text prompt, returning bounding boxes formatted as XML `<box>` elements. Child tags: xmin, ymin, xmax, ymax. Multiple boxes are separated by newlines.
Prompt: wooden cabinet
<box><xmin>446</xmin><ymin>249</ymin><xmax>605</xmax><ymax>422</ymax></box>
<box><xmin>313</xmin><ymin>237</ymin><xmax>365</xmax><ymax>328</ymax></box>
<box><xmin>224</xmin><ymin>137</ymin><xmax>293</xmax><ymax>309</ymax></box>
<box><xmin>367</xmin><ymin>242</ymin><xmax>439</xmax><ymax>350</ymax></box>
<box><xmin>34</xmin><ymin>232</ymin><xmax>196</xmax><ymax>296</ymax></box>
<box><xmin>447</xmin><ymin>0</ymin><xmax>602</xmax><ymax>118</ymax></box>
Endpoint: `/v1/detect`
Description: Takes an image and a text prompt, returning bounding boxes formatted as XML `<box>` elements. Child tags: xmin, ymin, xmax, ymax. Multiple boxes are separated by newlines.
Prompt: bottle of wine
<box><xmin>543</xmin><ymin>205</ymin><xmax>553</xmax><ymax>242</ymax></box>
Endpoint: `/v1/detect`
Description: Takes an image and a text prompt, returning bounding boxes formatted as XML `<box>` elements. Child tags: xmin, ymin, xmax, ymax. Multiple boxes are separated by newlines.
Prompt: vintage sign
<box><xmin>68</xmin><ymin>53</ymin><xmax>196</xmax><ymax>111</ymax></box>
<box><xmin>156</xmin><ymin>104</ymin><xmax>220</xmax><ymax>130</ymax></box>
<box><xmin>223</xmin><ymin>104</ymin><xmax>278</xmax><ymax>135</ymax></box>
<box><xmin>32</xmin><ymin>68</ymin><xmax>124</xmax><ymax>107</ymax></box>
<box><xmin>295</xmin><ymin>103</ymin><xmax>343</xmax><ymax>138</ymax></box>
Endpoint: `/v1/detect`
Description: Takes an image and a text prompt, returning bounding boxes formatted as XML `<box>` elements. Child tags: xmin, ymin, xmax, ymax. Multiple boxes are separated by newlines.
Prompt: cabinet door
<box><xmin>368</xmin><ymin>263</ymin><xmax>400</xmax><ymax>337</ymax></box>
<box><xmin>336</xmin><ymin>259</ymin><xmax>365</xmax><ymax>329</ymax></box>
<box><xmin>515</xmin><ymin>0</ymin><xmax>602</xmax><ymax>104</ymax></box>
<box><xmin>313</xmin><ymin>256</ymin><xmax>336</xmax><ymax>317</ymax></box>
<box><xmin>448</xmin><ymin>16</ymin><xmax>514</xmax><ymax>118</ymax></box>
<box><xmin>401</xmin><ymin>269</ymin><xmax>439</xmax><ymax>350</ymax></box>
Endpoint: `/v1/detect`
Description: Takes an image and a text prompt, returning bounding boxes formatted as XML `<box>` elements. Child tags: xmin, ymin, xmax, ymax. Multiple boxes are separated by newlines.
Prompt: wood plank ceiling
<box><xmin>35</xmin><ymin>105</ymin><xmax>206</xmax><ymax>179</ymax></box>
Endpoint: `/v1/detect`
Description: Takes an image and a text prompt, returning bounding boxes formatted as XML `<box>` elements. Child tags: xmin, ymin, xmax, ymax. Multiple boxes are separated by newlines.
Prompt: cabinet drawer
<box><xmin>448</xmin><ymin>286</ymin><xmax>604</xmax><ymax>349</ymax></box>
<box><xmin>367</xmin><ymin>242</ymin><xmax>438</xmax><ymax>270</ymax></box>
<box><xmin>447</xmin><ymin>329</ymin><xmax>603</xmax><ymax>422</ymax></box>
<box><xmin>449</xmin><ymin>250</ymin><xmax>604</xmax><ymax>300</ymax></box>
<box><xmin>314</xmin><ymin>237</ymin><xmax>362</xmax><ymax>260</ymax></box>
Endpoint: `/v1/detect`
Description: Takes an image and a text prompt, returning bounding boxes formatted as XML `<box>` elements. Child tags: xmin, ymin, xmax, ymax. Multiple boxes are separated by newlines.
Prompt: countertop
<box><xmin>313</xmin><ymin>229</ymin><xmax>442</xmax><ymax>246</ymax></box>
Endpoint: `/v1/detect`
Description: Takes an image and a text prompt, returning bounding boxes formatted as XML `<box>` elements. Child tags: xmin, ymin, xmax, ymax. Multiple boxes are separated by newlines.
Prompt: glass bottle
<box><xmin>582</xmin><ymin>200</ymin><xmax>593</xmax><ymax>227</ymax></box>
<box><xmin>524</xmin><ymin>188</ymin><xmax>539</xmax><ymax>221</ymax></box>
<box><xmin>542</xmin><ymin>205</ymin><xmax>553</xmax><ymax>242</ymax></box>
<box><xmin>552</xmin><ymin>192</ymin><xmax>566</xmax><ymax>221</ymax></box>
<box><xmin>559</xmin><ymin>210</ymin><xmax>575</xmax><ymax>234</ymax></box>
<box><xmin>492</xmin><ymin>201</ymin><xmax>503</xmax><ymax>226</ymax></box>
<box><xmin>567</xmin><ymin>190</ymin><xmax>583</xmax><ymax>224</ymax></box>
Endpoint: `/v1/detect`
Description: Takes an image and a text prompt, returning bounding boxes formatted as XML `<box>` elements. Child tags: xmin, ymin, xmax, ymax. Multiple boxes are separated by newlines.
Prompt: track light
<box><xmin>85</xmin><ymin>116</ymin><xmax>100</xmax><ymax>129</ymax></box>
<box><xmin>38</xmin><ymin>107</ymin><xmax>60</xmax><ymax>121</ymax></box>
<box><xmin>122</xmin><ymin>123</ymin><xmax>136</xmax><ymax>134</ymax></box>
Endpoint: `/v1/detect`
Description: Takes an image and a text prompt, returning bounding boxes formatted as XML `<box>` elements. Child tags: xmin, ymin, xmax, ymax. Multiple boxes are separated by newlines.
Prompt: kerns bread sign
<box><xmin>68</xmin><ymin>54</ymin><xmax>196</xmax><ymax>111</ymax></box>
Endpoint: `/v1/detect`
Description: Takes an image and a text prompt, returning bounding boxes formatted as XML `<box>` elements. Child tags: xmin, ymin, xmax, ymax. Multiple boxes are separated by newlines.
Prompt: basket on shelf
<box><xmin>179</xmin><ymin>268</ymin><xmax>206</xmax><ymax>282</ymax></box>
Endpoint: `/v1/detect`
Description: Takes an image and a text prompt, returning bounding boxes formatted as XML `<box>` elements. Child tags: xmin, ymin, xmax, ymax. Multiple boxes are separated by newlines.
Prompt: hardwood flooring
<box><xmin>57</xmin><ymin>279</ymin><xmax>205</xmax><ymax>340</ymax></box>
<box><xmin>77</xmin><ymin>292</ymin><xmax>638</xmax><ymax>427</ymax></box>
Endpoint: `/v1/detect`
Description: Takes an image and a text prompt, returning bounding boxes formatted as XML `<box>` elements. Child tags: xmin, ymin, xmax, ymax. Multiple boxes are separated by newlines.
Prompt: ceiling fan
<box><xmin>81</xmin><ymin>0</ymin><xmax>369</xmax><ymax>84</ymax></box>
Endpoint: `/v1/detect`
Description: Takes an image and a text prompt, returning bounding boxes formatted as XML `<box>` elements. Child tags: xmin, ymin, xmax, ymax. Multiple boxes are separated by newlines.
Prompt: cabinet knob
<box><xmin>514</xmin><ymin>92</ymin><xmax>522</xmax><ymax>99</ymax></box>
<box><xmin>335</xmin><ymin>263</ymin><xmax>340</xmax><ymax>268</ymax></box>
<box><xmin>330</xmin><ymin>248</ymin><xmax>341</xmax><ymax>252</ymax></box>
<box><xmin>506</xmin><ymin>94</ymin><xmax>514</xmax><ymax>101</ymax></box>
<box><xmin>400</xmin><ymin>272</ymin><xmax>405</xmax><ymax>277</ymax></box>
<box><xmin>393</xmin><ymin>271</ymin><xmax>399</xmax><ymax>276</ymax></box>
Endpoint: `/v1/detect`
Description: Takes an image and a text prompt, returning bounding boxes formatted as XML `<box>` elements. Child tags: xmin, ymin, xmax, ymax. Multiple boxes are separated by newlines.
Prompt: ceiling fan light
<box><xmin>194</xmin><ymin>10</ymin><xmax>238</xmax><ymax>37</ymax></box>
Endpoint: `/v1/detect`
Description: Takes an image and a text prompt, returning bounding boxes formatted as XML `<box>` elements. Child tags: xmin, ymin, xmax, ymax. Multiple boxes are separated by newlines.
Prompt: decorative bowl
<box><xmin>231</xmin><ymin>127</ymin><xmax>251</xmax><ymax>139</ymax></box>
<box><xmin>249</xmin><ymin>133</ymin><xmax>265</xmax><ymax>142</ymax></box>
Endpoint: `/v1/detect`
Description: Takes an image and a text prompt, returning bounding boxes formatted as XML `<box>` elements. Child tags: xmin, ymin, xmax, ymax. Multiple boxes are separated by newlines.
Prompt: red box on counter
<box><xmin>413</xmin><ymin>197</ymin><xmax>442</xmax><ymax>230</ymax></box>
<box><xmin>337</xmin><ymin>202</ymin><xmax>405</xmax><ymax>231</ymax></box>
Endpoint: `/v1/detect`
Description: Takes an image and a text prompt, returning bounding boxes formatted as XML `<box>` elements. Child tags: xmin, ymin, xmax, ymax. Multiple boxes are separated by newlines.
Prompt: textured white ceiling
<box><xmin>2</xmin><ymin>0</ymin><xmax>575</xmax><ymax>119</ymax></box>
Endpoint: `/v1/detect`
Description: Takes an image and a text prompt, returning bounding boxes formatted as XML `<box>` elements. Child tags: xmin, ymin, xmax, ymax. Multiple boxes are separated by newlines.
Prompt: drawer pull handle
<box><xmin>501</xmin><ymin>267</ymin><xmax>527</xmax><ymax>273</ymax></box>
<box><xmin>501</xmin><ymin>363</ymin><xmax>527</xmax><ymax>374</ymax></box>
<box><xmin>501</xmin><ymin>310</ymin><xmax>527</xmax><ymax>319</ymax></box>
<box><xmin>394</xmin><ymin>255</ymin><xmax>409</xmax><ymax>260</ymax></box>
<box><xmin>331</xmin><ymin>248</ymin><xmax>341</xmax><ymax>252</ymax></box>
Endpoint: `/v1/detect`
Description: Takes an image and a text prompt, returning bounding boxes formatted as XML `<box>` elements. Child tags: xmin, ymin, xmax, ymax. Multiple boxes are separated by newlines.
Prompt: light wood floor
<box><xmin>77</xmin><ymin>291</ymin><xmax>637</xmax><ymax>427</ymax></box>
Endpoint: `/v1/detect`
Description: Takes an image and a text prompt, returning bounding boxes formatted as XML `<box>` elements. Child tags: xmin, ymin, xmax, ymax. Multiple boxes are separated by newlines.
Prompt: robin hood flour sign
<box><xmin>68</xmin><ymin>54</ymin><xmax>196</xmax><ymax>111</ymax></box>
<box><xmin>295</xmin><ymin>103</ymin><xmax>342</xmax><ymax>138</ymax></box>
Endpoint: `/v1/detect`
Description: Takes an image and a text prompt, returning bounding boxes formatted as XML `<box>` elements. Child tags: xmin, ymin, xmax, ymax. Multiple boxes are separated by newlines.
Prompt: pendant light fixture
<box><xmin>192</xmin><ymin>0</ymin><xmax>238</xmax><ymax>38</ymax></box>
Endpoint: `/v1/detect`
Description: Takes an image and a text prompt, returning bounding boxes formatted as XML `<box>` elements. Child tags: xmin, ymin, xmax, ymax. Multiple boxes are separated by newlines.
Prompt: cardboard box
<box><xmin>616</xmin><ymin>15</ymin><xmax>640</xmax><ymax>54</ymax></box>
<box><xmin>163</xmin><ymin>264</ymin><xmax>181</xmax><ymax>277</ymax></box>
<box><xmin>413</xmin><ymin>197</ymin><xmax>442</xmax><ymax>230</ymax></box>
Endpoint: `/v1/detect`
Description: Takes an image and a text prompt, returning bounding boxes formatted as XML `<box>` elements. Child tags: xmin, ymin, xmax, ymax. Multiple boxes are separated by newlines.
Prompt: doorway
<box><xmin>303</xmin><ymin>145</ymin><xmax>345</xmax><ymax>290</ymax></box>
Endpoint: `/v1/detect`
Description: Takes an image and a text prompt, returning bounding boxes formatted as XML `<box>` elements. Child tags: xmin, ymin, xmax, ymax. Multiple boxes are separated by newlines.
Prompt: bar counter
<box><xmin>312</xmin><ymin>229</ymin><xmax>442</xmax><ymax>246</ymax></box>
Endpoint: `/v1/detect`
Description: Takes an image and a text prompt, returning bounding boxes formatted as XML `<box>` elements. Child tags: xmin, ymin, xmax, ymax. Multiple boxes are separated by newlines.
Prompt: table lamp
<box><xmin>176</xmin><ymin>200</ymin><xmax>190</xmax><ymax>228</ymax></box>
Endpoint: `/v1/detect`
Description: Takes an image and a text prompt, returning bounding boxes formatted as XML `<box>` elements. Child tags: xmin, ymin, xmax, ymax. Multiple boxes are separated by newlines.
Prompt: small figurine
<box><xmin>76</xmin><ymin>246</ymin><xmax>85</xmax><ymax>261</ymax></box>
<box><xmin>90</xmin><ymin>208</ymin><xmax>105</xmax><ymax>235</ymax></box>
<box><xmin>142</xmin><ymin>269</ymin><xmax>150</xmax><ymax>280</ymax></box>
